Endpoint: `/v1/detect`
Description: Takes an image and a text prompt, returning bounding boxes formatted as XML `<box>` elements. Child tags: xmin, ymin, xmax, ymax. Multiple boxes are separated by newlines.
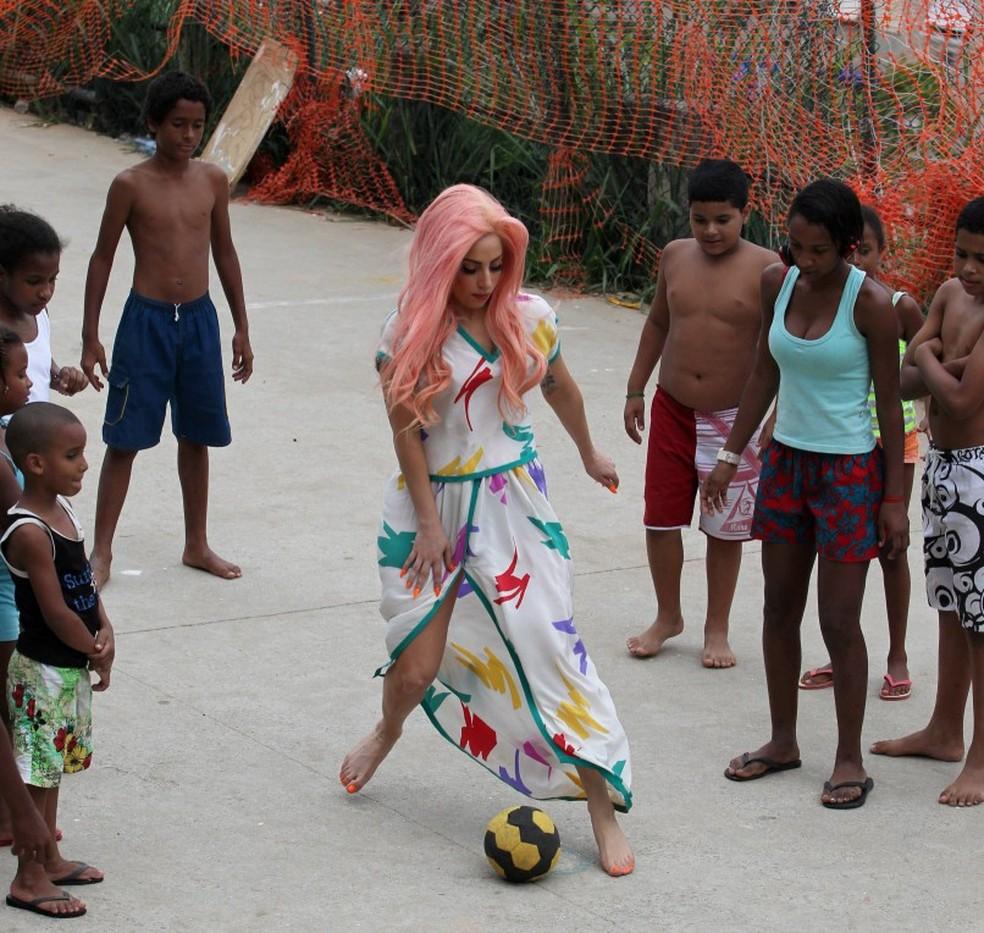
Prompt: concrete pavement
<box><xmin>0</xmin><ymin>106</ymin><xmax>978</xmax><ymax>932</ymax></box>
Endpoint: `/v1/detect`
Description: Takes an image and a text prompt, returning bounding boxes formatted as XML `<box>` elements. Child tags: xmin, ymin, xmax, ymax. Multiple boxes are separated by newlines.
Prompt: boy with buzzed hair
<box><xmin>624</xmin><ymin>159</ymin><xmax>775</xmax><ymax>668</ymax></box>
<box><xmin>81</xmin><ymin>70</ymin><xmax>254</xmax><ymax>589</ymax></box>
<box><xmin>872</xmin><ymin>197</ymin><xmax>984</xmax><ymax>806</ymax></box>
<box><xmin>2</xmin><ymin>402</ymin><xmax>114</xmax><ymax>919</ymax></box>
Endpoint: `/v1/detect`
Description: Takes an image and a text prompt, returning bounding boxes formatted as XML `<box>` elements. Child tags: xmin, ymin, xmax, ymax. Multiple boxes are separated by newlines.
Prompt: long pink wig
<box><xmin>385</xmin><ymin>184</ymin><xmax>547</xmax><ymax>426</ymax></box>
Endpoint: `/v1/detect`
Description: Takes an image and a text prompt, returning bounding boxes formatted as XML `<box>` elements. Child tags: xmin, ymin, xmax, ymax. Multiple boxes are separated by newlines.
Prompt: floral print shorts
<box><xmin>7</xmin><ymin>651</ymin><xmax>93</xmax><ymax>788</ymax></box>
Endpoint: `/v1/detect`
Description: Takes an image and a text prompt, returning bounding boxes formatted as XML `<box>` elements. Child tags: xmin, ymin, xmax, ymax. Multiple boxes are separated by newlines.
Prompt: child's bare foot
<box><xmin>339</xmin><ymin>721</ymin><xmax>401</xmax><ymax>792</ymax></box>
<box><xmin>183</xmin><ymin>546</ymin><xmax>242</xmax><ymax>580</ymax></box>
<box><xmin>870</xmin><ymin>727</ymin><xmax>964</xmax><ymax>761</ymax></box>
<box><xmin>702</xmin><ymin>630</ymin><xmax>736</xmax><ymax>669</ymax></box>
<box><xmin>586</xmin><ymin>798</ymin><xmax>634</xmax><ymax>877</ymax></box>
<box><xmin>10</xmin><ymin>862</ymin><xmax>86</xmax><ymax>917</ymax></box>
<box><xmin>626</xmin><ymin>613</ymin><xmax>683</xmax><ymax>658</ymax></box>
<box><xmin>939</xmin><ymin>763</ymin><xmax>984</xmax><ymax>806</ymax></box>
<box><xmin>89</xmin><ymin>550</ymin><xmax>111</xmax><ymax>591</ymax></box>
<box><xmin>820</xmin><ymin>763</ymin><xmax>870</xmax><ymax>806</ymax></box>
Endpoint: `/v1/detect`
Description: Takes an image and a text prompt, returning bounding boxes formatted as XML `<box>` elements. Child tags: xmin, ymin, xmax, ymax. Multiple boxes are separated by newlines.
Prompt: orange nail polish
<box><xmin>346</xmin><ymin>783</ymin><xmax>358</xmax><ymax>794</ymax></box>
<box><xmin>433</xmin><ymin>584</ymin><xmax>440</xmax><ymax>596</ymax></box>
<box><xmin>413</xmin><ymin>586</ymin><xmax>422</xmax><ymax>599</ymax></box>
<box><xmin>399</xmin><ymin>568</ymin><xmax>407</xmax><ymax>578</ymax></box>
<box><xmin>608</xmin><ymin>484</ymin><xmax>618</xmax><ymax>494</ymax></box>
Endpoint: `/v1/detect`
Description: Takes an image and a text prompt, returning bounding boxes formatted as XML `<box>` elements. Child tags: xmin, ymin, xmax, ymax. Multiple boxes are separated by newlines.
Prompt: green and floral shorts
<box><xmin>7</xmin><ymin>651</ymin><xmax>93</xmax><ymax>788</ymax></box>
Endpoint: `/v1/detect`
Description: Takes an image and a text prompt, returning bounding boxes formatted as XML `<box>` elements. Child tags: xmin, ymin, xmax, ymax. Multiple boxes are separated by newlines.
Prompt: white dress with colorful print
<box><xmin>375</xmin><ymin>293</ymin><xmax>632</xmax><ymax>811</ymax></box>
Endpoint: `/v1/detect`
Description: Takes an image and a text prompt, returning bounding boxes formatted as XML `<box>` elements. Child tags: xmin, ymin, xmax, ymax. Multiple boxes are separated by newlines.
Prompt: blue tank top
<box><xmin>769</xmin><ymin>264</ymin><xmax>875</xmax><ymax>454</ymax></box>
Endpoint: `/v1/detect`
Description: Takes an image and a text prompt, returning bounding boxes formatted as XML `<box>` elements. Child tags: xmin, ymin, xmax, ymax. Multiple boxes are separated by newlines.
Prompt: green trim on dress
<box><xmin>429</xmin><ymin>449</ymin><xmax>538</xmax><ymax>483</ymax></box>
<box><xmin>456</xmin><ymin>324</ymin><xmax>501</xmax><ymax>362</ymax></box>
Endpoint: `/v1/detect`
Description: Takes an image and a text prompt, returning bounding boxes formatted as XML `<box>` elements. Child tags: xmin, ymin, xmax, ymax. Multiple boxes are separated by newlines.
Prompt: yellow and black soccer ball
<box><xmin>484</xmin><ymin>805</ymin><xmax>561</xmax><ymax>882</ymax></box>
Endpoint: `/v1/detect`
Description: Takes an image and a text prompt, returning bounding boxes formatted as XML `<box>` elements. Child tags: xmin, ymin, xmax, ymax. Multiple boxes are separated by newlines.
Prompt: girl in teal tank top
<box><xmin>0</xmin><ymin>328</ymin><xmax>33</xmax><ymax>846</ymax></box>
<box><xmin>801</xmin><ymin>205</ymin><xmax>926</xmax><ymax>700</ymax></box>
<box><xmin>701</xmin><ymin>180</ymin><xmax>909</xmax><ymax>810</ymax></box>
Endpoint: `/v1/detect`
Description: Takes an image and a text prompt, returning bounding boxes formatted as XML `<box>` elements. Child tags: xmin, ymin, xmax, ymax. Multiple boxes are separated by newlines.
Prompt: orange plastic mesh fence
<box><xmin>1</xmin><ymin>1</ymin><xmax>981</xmax><ymax>298</ymax></box>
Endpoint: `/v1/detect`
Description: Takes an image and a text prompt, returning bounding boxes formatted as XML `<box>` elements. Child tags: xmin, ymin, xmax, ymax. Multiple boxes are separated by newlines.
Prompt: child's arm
<box><xmin>0</xmin><ymin>454</ymin><xmax>21</xmax><ymax>533</ymax></box>
<box><xmin>208</xmin><ymin>166</ymin><xmax>254</xmax><ymax>385</ymax></box>
<box><xmin>82</xmin><ymin>174</ymin><xmax>136</xmax><ymax>390</ymax></box>
<box><xmin>915</xmin><ymin>330</ymin><xmax>984</xmax><ymax>420</ymax></box>
<box><xmin>623</xmin><ymin>245</ymin><xmax>673</xmax><ymax>443</ymax></box>
<box><xmin>49</xmin><ymin>359</ymin><xmax>88</xmax><ymax>397</ymax></box>
<box><xmin>542</xmin><ymin>355</ymin><xmax>618</xmax><ymax>490</ymax></box>
<box><xmin>700</xmin><ymin>263</ymin><xmax>783</xmax><ymax>513</ymax></box>
<box><xmin>0</xmin><ymin>727</ymin><xmax>53</xmax><ymax>860</ymax></box>
<box><xmin>859</xmin><ymin>283</ymin><xmax>909</xmax><ymax>558</ymax></box>
<box><xmin>6</xmin><ymin>526</ymin><xmax>100</xmax><ymax>654</ymax></box>
<box><xmin>87</xmin><ymin>600</ymin><xmax>115</xmax><ymax>692</ymax></box>
<box><xmin>896</xmin><ymin>294</ymin><xmax>925</xmax><ymax>345</ymax></box>
<box><xmin>900</xmin><ymin>284</ymin><xmax>947</xmax><ymax>399</ymax></box>
<box><xmin>385</xmin><ymin>383</ymin><xmax>452</xmax><ymax>596</ymax></box>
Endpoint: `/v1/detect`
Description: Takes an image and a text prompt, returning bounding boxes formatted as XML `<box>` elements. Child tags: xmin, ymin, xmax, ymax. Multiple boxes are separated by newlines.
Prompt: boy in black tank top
<box><xmin>0</xmin><ymin>403</ymin><xmax>115</xmax><ymax>919</ymax></box>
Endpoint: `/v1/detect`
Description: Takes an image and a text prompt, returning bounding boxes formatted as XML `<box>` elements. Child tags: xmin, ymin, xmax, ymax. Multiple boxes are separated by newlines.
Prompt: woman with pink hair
<box><xmin>340</xmin><ymin>184</ymin><xmax>634</xmax><ymax>876</ymax></box>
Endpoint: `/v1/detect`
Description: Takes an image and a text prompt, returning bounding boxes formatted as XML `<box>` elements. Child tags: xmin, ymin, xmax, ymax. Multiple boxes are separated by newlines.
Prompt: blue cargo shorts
<box><xmin>103</xmin><ymin>291</ymin><xmax>231</xmax><ymax>451</ymax></box>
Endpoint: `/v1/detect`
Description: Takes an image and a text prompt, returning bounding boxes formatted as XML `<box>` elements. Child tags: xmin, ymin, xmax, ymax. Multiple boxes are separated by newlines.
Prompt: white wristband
<box><xmin>716</xmin><ymin>448</ymin><xmax>741</xmax><ymax>466</ymax></box>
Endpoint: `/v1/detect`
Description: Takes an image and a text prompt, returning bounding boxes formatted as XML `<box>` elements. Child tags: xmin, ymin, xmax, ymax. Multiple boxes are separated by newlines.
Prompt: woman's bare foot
<box><xmin>339</xmin><ymin>722</ymin><xmax>401</xmax><ymax>793</ymax></box>
<box><xmin>702</xmin><ymin>629</ymin><xmax>736</xmax><ymax>669</ymax></box>
<box><xmin>626</xmin><ymin>613</ymin><xmax>684</xmax><ymax>658</ymax></box>
<box><xmin>10</xmin><ymin>861</ymin><xmax>86</xmax><ymax>916</ymax></box>
<box><xmin>89</xmin><ymin>551</ymin><xmax>111</xmax><ymax>591</ymax></box>
<box><xmin>183</xmin><ymin>546</ymin><xmax>242</xmax><ymax>580</ymax></box>
<box><xmin>939</xmin><ymin>763</ymin><xmax>984</xmax><ymax>806</ymax></box>
<box><xmin>586</xmin><ymin>798</ymin><xmax>634</xmax><ymax>877</ymax></box>
<box><xmin>870</xmin><ymin>727</ymin><xmax>964</xmax><ymax>761</ymax></box>
<box><xmin>820</xmin><ymin>762</ymin><xmax>869</xmax><ymax>806</ymax></box>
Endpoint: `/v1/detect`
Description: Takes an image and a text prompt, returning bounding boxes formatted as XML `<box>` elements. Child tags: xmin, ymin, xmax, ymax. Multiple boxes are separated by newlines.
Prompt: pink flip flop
<box><xmin>880</xmin><ymin>674</ymin><xmax>912</xmax><ymax>701</ymax></box>
<box><xmin>799</xmin><ymin>665</ymin><xmax>834</xmax><ymax>690</ymax></box>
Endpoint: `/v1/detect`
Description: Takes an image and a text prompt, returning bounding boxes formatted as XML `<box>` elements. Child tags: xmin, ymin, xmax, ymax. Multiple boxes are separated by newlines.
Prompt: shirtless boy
<box><xmin>81</xmin><ymin>71</ymin><xmax>253</xmax><ymax>588</ymax></box>
<box><xmin>871</xmin><ymin>197</ymin><xmax>984</xmax><ymax>806</ymax></box>
<box><xmin>624</xmin><ymin>159</ymin><xmax>774</xmax><ymax>667</ymax></box>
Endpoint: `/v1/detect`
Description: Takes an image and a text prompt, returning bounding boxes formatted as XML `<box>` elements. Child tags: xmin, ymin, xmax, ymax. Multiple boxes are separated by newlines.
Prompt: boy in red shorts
<box><xmin>624</xmin><ymin>159</ymin><xmax>774</xmax><ymax>668</ymax></box>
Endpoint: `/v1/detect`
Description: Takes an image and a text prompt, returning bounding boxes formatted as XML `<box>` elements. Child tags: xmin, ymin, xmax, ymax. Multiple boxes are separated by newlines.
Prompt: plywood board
<box><xmin>201</xmin><ymin>38</ymin><xmax>298</xmax><ymax>188</ymax></box>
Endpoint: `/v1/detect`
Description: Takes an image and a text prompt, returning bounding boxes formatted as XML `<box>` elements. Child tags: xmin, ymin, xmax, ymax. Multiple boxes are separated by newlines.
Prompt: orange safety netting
<box><xmin>1</xmin><ymin>0</ymin><xmax>982</xmax><ymax>299</ymax></box>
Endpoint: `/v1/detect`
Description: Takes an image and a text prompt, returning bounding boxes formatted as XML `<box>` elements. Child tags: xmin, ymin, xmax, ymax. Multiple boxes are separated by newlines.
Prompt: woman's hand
<box><xmin>700</xmin><ymin>462</ymin><xmax>737</xmax><ymax>515</ymax></box>
<box><xmin>878</xmin><ymin>501</ymin><xmax>910</xmax><ymax>560</ymax></box>
<box><xmin>583</xmin><ymin>448</ymin><xmax>619</xmax><ymax>491</ymax></box>
<box><xmin>402</xmin><ymin>521</ymin><xmax>454</xmax><ymax>597</ymax></box>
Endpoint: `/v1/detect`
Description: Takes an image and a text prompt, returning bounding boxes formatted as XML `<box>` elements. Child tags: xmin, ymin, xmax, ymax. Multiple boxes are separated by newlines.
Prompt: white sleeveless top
<box><xmin>25</xmin><ymin>309</ymin><xmax>52</xmax><ymax>403</ymax></box>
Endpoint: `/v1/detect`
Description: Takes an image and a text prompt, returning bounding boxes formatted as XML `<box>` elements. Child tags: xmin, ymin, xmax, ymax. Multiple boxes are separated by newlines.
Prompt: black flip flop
<box><xmin>822</xmin><ymin>777</ymin><xmax>875</xmax><ymax>810</ymax></box>
<box><xmin>50</xmin><ymin>862</ymin><xmax>103</xmax><ymax>886</ymax></box>
<box><xmin>6</xmin><ymin>891</ymin><xmax>87</xmax><ymax>918</ymax></box>
<box><xmin>724</xmin><ymin>752</ymin><xmax>802</xmax><ymax>782</ymax></box>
